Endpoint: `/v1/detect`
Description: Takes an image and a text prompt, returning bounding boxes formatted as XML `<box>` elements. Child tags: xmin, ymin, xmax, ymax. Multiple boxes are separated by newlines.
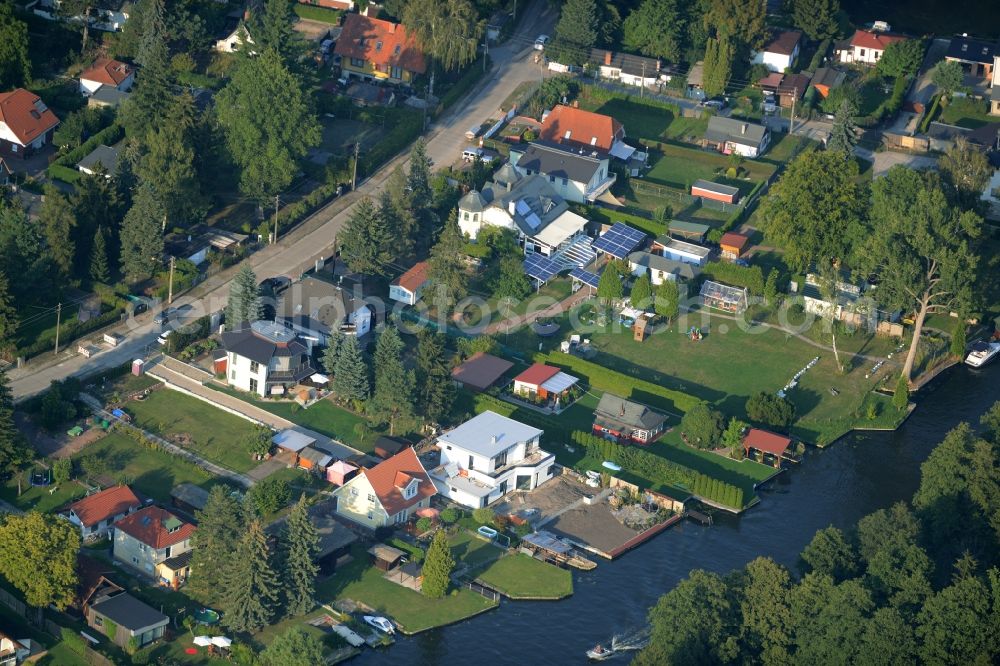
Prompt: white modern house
<box><xmin>660</xmin><ymin>239</ymin><xmax>711</xmax><ymax>267</ymax></box>
<box><xmin>508</xmin><ymin>142</ymin><xmax>616</xmax><ymax>204</ymax></box>
<box><xmin>628</xmin><ymin>251</ymin><xmax>700</xmax><ymax>285</ymax></box>
<box><xmin>220</xmin><ymin>320</ymin><xmax>315</xmax><ymax>397</ymax></box>
<box><xmin>457</xmin><ymin>167</ymin><xmax>590</xmax><ymax>257</ymax></box>
<box><xmin>837</xmin><ymin>29</ymin><xmax>908</xmax><ymax>66</ymax></box>
<box><xmin>752</xmin><ymin>30</ymin><xmax>802</xmax><ymax>72</ymax></box>
<box><xmin>430</xmin><ymin>411</ymin><xmax>556</xmax><ymax>508</ymax></box>
<box><xmin>276</xmin><ymin>275</ymin><xmax>373</xmax><ymax>347</ymax></box>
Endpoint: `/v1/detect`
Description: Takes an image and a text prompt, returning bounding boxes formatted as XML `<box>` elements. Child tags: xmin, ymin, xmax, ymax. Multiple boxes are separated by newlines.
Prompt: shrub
<box><xmin>892</xmin><ymin>375</ymin><xmax>909</xmax><ymax>411</ymax></box>
<box><xmin>245</xmin><ymin>477</ymin><xmax>291</xmax><ymax>516</ymax></box>
<box><xmin>415</xmin><ymin>517</ymin><xmax>433</xmax><ymax>533</ymax></box>
<box><xmin>472</xmin><ymin>507</ymin><xmax>495</xmax><ymax>525</ymax></box>
<box><xmin>702</xmin><ymin>261</ymin><xmax>766</xmax><ymax>296</ymax></box>
<box><xmin>439</xmin><ymin>507</ymin><xmax>460</xmax><ymax>524</ymax></box>
<box><xmin>680</xmin><ymin>402</ymin><xmax>725</xmax><ymax>448</ymax></box>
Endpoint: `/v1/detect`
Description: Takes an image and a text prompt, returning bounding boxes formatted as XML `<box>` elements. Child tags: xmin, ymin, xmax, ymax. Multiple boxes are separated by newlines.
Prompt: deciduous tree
<box><xmin>260</xmin><ymin>627</ymin><xmax>325</xmax><ymax>666</ymax></box>
<box><xmin>861</xmin><ymin>166</ymin><xmax>980</xmax><ymax>382</ymax></box>
<box><xmin>402</xmin><ymin>0</ymin><xmax>484</xmax><ymax>73</ymax></box>
<box><xmin>939</xmin><ymin>136</ymin><xmax>991</xmax><ymax>210</ymax></box>
<box><xmin>799</xmin><ymin>525</ymin><xmax>858</xmax><ymax>581</ymax></box>
<box><xmin>759</xmin><ymin>150</ymin><xmax>866</xmax><ymax>272</ymax></box>
<box><xmin>681</xmin><ymin>402</ymin><xmax>725</xmax><ymax>448</ymax></box>
<box><xmin>738</xmin><ymin>557</ymin><xmax>792</xmax><ymax>664</ymax></box>
<box><xmin>223</xmin><ymin>520</ymin><xmax>281</xmax><ymax>633</ymax></box>
<box><xmin>704</xmin><ymin>0</ymin><xmax>767</xmax><ymax>51</ymax></box>
<box><xmin>622</xmin><ymin>0</ymin><xmax>685</xmax><ymax>63</ymax></box>
<box><xmin>0</xmin><ymin>512</ymin><xmax>79</xmax><ymax>609</ymax></box>
<box><xmin>492</xmin><ymin>255</ymin><xmax>531</xmax><ymax>302</ymax></box>
<box><xmin>215</xmin><ymin>49</ymin><xmax>321</xmax><ymax>206</ymax></box>
<box><xmin>745</xmin><ymin>391</ymin><xmax>795</xmax><ymax>429</ymax></box>
<box><xmin>876</xmin><ymin>39</ymin><xmax>925</xmax><ymax>78</ymax></box>
<box><xmin>421</xmin><ymin>530</ymin><xmax>455</xmax><ymax>599</ymax></box>
<box><xmin>932</xmin><ymin>60</ymin><xmax>964</xmax><ymax>97</ymax></box>
<box><xmin>654</xmin><ymin>279</ymin><xmax>680</xmax><ymax>322</ymax></box>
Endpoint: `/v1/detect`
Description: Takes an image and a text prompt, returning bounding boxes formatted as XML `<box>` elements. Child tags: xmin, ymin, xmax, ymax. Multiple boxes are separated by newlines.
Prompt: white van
<box><xmin>462</xmin><ymin>147</ymin><xmax>484</xmax><ymax>162</ymax></box>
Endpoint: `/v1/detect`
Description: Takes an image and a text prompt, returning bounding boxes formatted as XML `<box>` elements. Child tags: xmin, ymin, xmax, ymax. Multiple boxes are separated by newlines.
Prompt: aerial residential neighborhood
<box><xmin>0</xmin><ymin>0</ymin><xmax>998</xmax><ymax>664</ymax></box>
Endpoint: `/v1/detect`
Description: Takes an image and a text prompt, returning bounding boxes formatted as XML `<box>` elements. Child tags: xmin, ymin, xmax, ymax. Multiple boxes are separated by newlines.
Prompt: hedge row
<box><xmin>918</xmin><ymin>92</ymin><xmax>942</xmax><ymax>134</ymax></box>
<box><xmin>857</xmin><ymin>75</ymin><xmax>909</xmax><ymax>128</ymax></box>
<box><xmin>47</xmin><ymin>164</ymin><xmax>82</xmax><ymax>184</ymax></box>
<box><xmin>359</xmin><ymin>109</ymin><xmax>423</xmax><ymax>178</ymax></box>
<box><xmin>533</xmin><ymin>351</ymin><xmax>701</xmax><ymax>414</ymax></box>
<box><xmin>439</xmin><ymin>56</ymin><xmax>491</xmax><ymax>110</ymax></box>
<box><xmin>571</xmin><ymin>431</ymin><xmax>745</xmax><ymax>509</ymax></box>
<box><xmin>579</xmin><ymin>84</ymin><xmax>682</xmax><ymax>117</ymax></box>
<box><xmin>18</xmin><ymin>307</ymin><xmax>124</xmax><ymax>359</ymax></box>
<box><xmin>701</xmin><ymin>260</ymin><xmax>766</xmax><ymax>296</ymax></box>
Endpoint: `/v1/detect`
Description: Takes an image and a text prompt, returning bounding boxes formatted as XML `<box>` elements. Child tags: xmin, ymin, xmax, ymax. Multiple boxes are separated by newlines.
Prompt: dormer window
<box><xmin>394</xmin><ymin>45</ymin><xmax>401</xmax><ymax>55</ymax></box>
<box><xmin>404</xmin><ymin>479</ymin><xmax>418</xmax><ymax>499</ymax></box>
<box><xmin>376</xmin><ymin>41</ymin><xmax>383</xmax><ymax>51</ymax></box>
<box><xmin>564</xmin><ymin>130</ymin><xmax>571</xmax><ymax>139</ymax></box>
<box><xmin>590</xmin><ymin>137</ymin><xmax>597</xmax><ymax>145</ymax></box>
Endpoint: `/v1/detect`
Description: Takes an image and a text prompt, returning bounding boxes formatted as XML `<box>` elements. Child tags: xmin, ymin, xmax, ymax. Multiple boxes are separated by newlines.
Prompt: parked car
<box><xmin>700</xmin><ymin>97</ymin><xmax>727</xmax><ymax>110</ymax></box>
<box><xmin>762</xmin><ymin>92</ymin><xmax>777</xmax><ymax>114</ymax></box>
<box><xmin>153</xmin><ymin>307</ymin><xmax>176</xmax><ymax>326</ymax></box>
<box><xmin>534</xmin><ymin>35</ymin><xmax>549</xmax><ymax>50</ymax></box>
<box><xmin>156</xmin><ymin>330</ymin><xmax>173</xmax><ymax>346</ymax></box>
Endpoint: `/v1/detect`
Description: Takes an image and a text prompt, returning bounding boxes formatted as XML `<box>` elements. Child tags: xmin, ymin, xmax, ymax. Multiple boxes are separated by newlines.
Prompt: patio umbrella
<box><xmin>211</xmin><ymin>636</ymin><xmax>233</xmax><ymax>648</ymax></box>
<box><xmin>415</xmin><ymin>507</ymin><xmax>439</xmax><ymax>518</ymax></box>
<box><xmin>193</xmin><ymin>636</ymin><xmax>213</xmax><ymax>647</ymax></box>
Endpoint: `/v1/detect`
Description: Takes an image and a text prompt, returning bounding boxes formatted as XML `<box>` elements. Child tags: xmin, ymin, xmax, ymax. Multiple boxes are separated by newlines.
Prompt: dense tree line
<box><xmin>635</xmin><ymin>404</ymin><xmax>1000</xmax><ymax>665</ymax></box>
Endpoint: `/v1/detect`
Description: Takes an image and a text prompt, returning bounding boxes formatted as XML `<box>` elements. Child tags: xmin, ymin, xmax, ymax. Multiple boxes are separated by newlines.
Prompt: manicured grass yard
<box><xmin>578</xmin><ymin>96</ymin><xmax>710</xmax><ymax>143</ymax></box>
<box><xmin>318</xmin><ymin>545</ymin><xmax>497</xmax><ymax>634</ymax></box>
<box><xmin>475</xmin><ymin>554</ymin><xmax>573</xmax><ymax>599</ymax></box>
<box><xmin>125</xmin><ymin>390</ymin><xmax>261</xmax><ymax>472</ymax></box>
<box><xmin>69</xmin><ymin>432</ymin><xmax>220</xmax><ymax>503</ymax></box>
<box><xmin>938</xmin><ymin>97</ymin><xmax>995</xmax><ymax>129</ymax></box>
<box><xmin>643</xmin><ymin>143</ymin><xmax>777</xmax><ymax>192</ymax></box>
<box><xmin>0</xmin><ymin>474</ymin><xmax>87</xmax><ymax>513</ymax></box>
<box><xmin>450</xmin><ymin>530</ymin><xmax>506</xmax><ymax>569</ymax></box>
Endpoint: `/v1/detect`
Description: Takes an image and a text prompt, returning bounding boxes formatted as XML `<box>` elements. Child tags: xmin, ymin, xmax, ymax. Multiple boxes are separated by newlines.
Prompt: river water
<box><xmin>353</xmin><ymin>362</ymin><xmax>1000</xmax><ymax>665</ymax></box>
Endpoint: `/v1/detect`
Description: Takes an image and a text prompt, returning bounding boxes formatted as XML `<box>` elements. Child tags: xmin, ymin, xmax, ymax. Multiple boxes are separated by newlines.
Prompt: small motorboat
<box><xmin>965</xmin><ymin>341</ymin><xmax>1000</xmax><ymax>368</ymax></box>
<box><xmin>587</xmin><ymin>644</ymin><xmax>613</xmax><ymax>660</ymax></box>
<box><xmin>363</xmin><ymin>615</ymin><xmax>395</xmax><ymax>634</ymax></box>
<box><xmin>602</xmin><ymin>461</ymin><xmax>622</xmax><ymax>472</ymax></box>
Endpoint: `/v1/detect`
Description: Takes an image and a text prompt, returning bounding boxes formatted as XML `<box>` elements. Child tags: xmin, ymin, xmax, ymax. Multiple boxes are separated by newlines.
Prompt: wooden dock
<box><xmin>520</xmin><ymin>531</ymin><xmax>597</xmax><ymax>570</ymax></box>
<box><xmin>685</xmin><ymin>509</ymin><xmax>713</xmax><ymax>525</ymax></box>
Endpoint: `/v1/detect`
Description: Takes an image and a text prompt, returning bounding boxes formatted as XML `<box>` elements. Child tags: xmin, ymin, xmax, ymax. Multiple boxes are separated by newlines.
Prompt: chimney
<box><xmin>604</xmin><ymin>51</ymin><xmax>612</xmax><ymax>66</ymax></box>
<box><xmin>508</xmin><ymin>200</ymin><xmax>517</xmax><ymax>214</ymax></box>
<box><xmin>243</xmin><ymin>9</ymin><xmax>250</xmax><ymax>21</ymax></box>
<box><xmin>619</xmin><ymin>402</ymin><xmax>625</xmax><ymax>417</ymax></box>
<box><xmin>491</xmin><ymin>435</ymin><xmax>498</xmax><ymax>445</ymax></box>
<box><xmin>741</xmin><ymin>123</ymin><xmax>748</xmax><ymax>135</ymax></box>
<box><xmin>573</xmin><ymin>100</ymin><xmax>579</xmax><ymax>108</ymax></box>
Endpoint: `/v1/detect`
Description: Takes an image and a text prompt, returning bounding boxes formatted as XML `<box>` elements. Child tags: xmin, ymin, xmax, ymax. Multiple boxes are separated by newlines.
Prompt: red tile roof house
<box><xmin>113</xmin><ymin>506</ymin><xmax>195</xmax><ymax>587</ymax></box>
<box><xmin>389</xmin><ymin>261</ymin><xmax>430</xmax><ymax>305</ymax></box>
<box><xmin>334</xmin><ymin>13</ymin><xmax>427</xmax><ymax>85</ymax></box>
<box><xmin>742</xmin><ymin>428</ymin><xmax>792</xmax><ymax>468</ymax></box>
<box><xmin>540</xmin><ymin>104</ymin><xmax>625</xmax><ymax>153</ymax></box>
<box><xmin>78</xmin><ymin>57</ymin><xmax>135</xmax><ymax>96</ymax></box>
<box><xmin>333</xmin><ymin>447</ymin><xmax>436</xmax><ymax>529</ymax></box>
<box><xmin>0</xmin><ymin>88</ymin><xmax>60</xmax><ymax>159</ymax></box>
<box><xmin>838</xmin><ymin>30</ymin><xmax>908</xmax><ymax>66</ymax></box>
<box><xmin>62</xmin><ymin>485</ymin><xmax>143</xmax><ymax>541</ymax></box>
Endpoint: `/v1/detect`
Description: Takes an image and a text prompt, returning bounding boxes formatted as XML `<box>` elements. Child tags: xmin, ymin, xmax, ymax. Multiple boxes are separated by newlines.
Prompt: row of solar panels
<box><xmin>522</xmin><ymin>222</ymin><xmax>646</xmax><ymax>283</ymax></box>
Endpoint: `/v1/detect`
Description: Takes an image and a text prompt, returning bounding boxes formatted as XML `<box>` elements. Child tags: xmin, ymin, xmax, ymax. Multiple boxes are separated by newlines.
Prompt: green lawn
<box><xmin>938</xmin><ymin>97</ymin><xmax>995</xmax><ymax>129</ymax></box>
<box><xmin>576</xmin><ymin>94</ymin><xmax>709</xmax><ymax>143</ymax></box>
<box><xmin>642</xmin><ymin>143</ymin><xmax>777</xmax><ymax>192</ymax></box>
<box><xmin>205</xmin><ymin>385</ymin><xmax>374</xmax><ymax>452</ymax></box>
<box><xmin>69</xmin><ymin>432</ymin><xmax>220</xmax><ymax>504</ymax></box>
<box><xmin>317</xmin><ymin>545</ymin><xmax>497</xmax><ymax>634</ymax></box>
<box><xmin>449</xmin><ymin>530</ymin><xmax>506</xmax><ymax>569</ymax></box>
<box><xmin>124</xmin><ymin>389</ymin><xmax>263</xmax><ymax>472</ymax></box>
<box><xmin>0</xmin><ymin>474</ymin><xmax>87</xmax><ymax>513</ymax></box>
<box><xmin>474</xmin><ymin>554</ymin><xmax>573</xmax><ymax>599</ymax></box>
<box><xmin>293</xmin><ymin>3</ymin><xmax>341</xmax><ymax>23</ymax></box>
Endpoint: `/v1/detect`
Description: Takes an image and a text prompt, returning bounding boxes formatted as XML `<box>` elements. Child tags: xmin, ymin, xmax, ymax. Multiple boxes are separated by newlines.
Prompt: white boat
<box><xmin>602</xmin><ymin>461</ymin><xmax>622</xmax><ymax>472</ymax></box>
<box><xmin>363</xmin><ymin>615</ymin><xmax>395</xmax><ymax>634</ymax></box>
<box><xmin>965</xmin><ymin>341</ymin><xmax>1000</xmax><ymax>368</ymax></box>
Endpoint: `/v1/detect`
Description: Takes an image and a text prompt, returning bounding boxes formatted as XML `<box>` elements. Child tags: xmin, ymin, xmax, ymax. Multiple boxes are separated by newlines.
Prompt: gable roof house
<box><xmin>837</xmin><ymin>29</ymin><xmax>908</xmax><ymax>66</ymax></box>
<box><xmin>221</xmin><ymin>320</ymin><xmax>315</xmax><ymax>397</ymax></box>
<box><xmin>540</xmin><ymin>104</ymin><xmax>625</xmax><ymax>153</ymax></box>
<box><xmin>389</xmin><ymin>261</ymin><xmax>430</xmax><ymax>306</ymax></box>
<box><xmin>77</xmin><ymin>143</ymin><xmax>120</xmax><ymax>177</ymax></box>
<box><xmin>335</xmin><ymin>13</ymin><xmax>427</xmax><ymax>85</ymax></box>
<box><xmin>0</xmin><ymin>89</ymin><xmax>60</xmax><ymax>158</ymax></box>
<box><xmin>276</xmin><ymin>275</ymin><xmax>374</xmax><ymax>348</ymax></box>
<box><xmin>752</xmin><ymin>30</ymin><xmax>802</xmax><ymax>72</ymax></box>
<box><xmin>509</xmin><ymin>141</ymin><xmax>616</xmax><ymax>204</ymax></box>
<box><xmin>704</xmin><ymin>116</ymin><xmax>770</xmax><ymax>158</ymax></box>
<box><xmin>334</xmin><ymin>448</ymin><xmax>436</xmax><ymax>528</ymax></box>
<box><xmin>810</xmin><ymin>67</ymin><xmax>847</xmax><ymax>98</ymax></box>
<box><xmin>431</xmin><ymin>411</ymin><xmax>555</xmax><ymax>508</ymax></box>
<box><xmin>587</xmin><ymin>48</ymin><xmax>665</xmax><ymax>88</ymax></box>
<box><xmin>593</xmin><ymin>393</ymin><xmax>667</xmax><ymax>443</ymax></box>
<box><xmin>214</xmin><ymin>9</ymin><xmax>253</xmax><ymax>53</ymax></box>
<box><xmin>113</xmin><ymin>506</ymin><xmax>195</xmax><ymax>588</ymax></box>
<box><xmin>946</xmin><ymin>35</ymin><xmax>998</xmax><ymax>83</ymax></box>
<box><xmin>78</xmin><ymin>57</ymin><xmax>134</xmax><ymax>95</ymax></box>
<box><xmin>457</xmin><ymin>167</ymin><xmax>591</xmax><ymax>257</ymax></box>
<box><xmin>62</xmin><ymin>485</ymin><xmax>142</xmax><ymax>541</ymax></box>
<box><xmin>512</xmin><ymin>363</ymin><xmax>579</xmax><ymax>401</ymax></box>
<box><xmin>450</xmin><ymin>352</ymin><xmax>514</xmax><ymax>392</ymax></box>
<box><xmin>628</xmin><ymin>250</ymin><xmax>700</xmax><ymax>285</ymax></box>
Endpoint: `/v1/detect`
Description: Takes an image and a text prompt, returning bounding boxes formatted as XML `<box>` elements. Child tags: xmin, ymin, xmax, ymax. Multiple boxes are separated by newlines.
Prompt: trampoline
<box><xmin>194</xmin><ymin>608</ymin><xmax>221</xmax><ymax>625</ymax></box>
<box><xmin>531</xmin><ymin>320</ymin><xmax>561</xmax><ymax>337</ymax></box>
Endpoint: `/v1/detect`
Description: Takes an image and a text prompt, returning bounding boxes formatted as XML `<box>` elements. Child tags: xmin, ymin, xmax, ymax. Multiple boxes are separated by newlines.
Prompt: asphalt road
<box><xmin>8</xmin><ymin>1</ymin><xmax>557</xmax><ymax>401</ymax></box>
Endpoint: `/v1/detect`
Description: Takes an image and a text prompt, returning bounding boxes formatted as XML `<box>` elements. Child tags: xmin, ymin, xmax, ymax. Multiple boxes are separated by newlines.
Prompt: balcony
<box><xmin>486</xmin><ymin>448</ymin><xmax>554</xmax><ymax>478</ymax></box>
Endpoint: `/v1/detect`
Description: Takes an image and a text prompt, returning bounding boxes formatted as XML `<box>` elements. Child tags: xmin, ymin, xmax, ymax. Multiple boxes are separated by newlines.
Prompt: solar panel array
<box><xmin>592</xmin><ymin>222</ymin><xmax>646</xmax><ymax>259</ymax></box>
<box><xmin>523</xmin><ymin>253</ymin><xmax>562</xmax><ymax>282</ymax></box>
<box><xmin>570</xmin><ymin>267</ymin><xmax>601</xmax><ymax>288</ymax></box>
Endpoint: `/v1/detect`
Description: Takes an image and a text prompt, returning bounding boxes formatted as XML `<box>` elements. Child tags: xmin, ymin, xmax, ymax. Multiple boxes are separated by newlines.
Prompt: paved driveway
<box><xmin>872</xmin><ymin>151</ymin><xmax>939</xmax><ymax>178</ymax></box>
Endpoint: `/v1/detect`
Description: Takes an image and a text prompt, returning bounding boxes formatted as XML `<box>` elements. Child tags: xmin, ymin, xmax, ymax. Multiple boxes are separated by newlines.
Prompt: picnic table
<box><xmin>67</xmin><ymin>426</ymin><xmax>84</xmax><ymax>437</ymax></box>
